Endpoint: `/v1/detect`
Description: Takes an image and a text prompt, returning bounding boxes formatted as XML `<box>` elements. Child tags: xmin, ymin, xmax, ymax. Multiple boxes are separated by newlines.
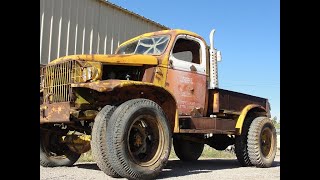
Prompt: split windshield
<box><xmin>116</xmin><ymin>35</ymin><xmax>170</xmax><ymax>55</ymax></box>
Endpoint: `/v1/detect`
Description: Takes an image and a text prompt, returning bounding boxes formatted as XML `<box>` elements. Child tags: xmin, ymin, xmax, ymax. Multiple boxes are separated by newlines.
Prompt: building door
<box><xmin>165</xmin><ymin>35</ymin><xmax>207</xmax><ymax>116</ymax></box>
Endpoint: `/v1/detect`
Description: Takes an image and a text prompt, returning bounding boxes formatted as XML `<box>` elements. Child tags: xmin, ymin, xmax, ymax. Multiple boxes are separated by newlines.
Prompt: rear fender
<box><xmin>235</xmin><ymin>104</ymin><xmax>267</xmax><ymax>135</ymax></box>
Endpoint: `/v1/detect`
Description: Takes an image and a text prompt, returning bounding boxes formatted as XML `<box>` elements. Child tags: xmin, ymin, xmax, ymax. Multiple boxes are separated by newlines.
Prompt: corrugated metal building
<box><xmin>40</xmin><ymin>0</ymin><xmax>169</xmax><ymax>65</ymax></box>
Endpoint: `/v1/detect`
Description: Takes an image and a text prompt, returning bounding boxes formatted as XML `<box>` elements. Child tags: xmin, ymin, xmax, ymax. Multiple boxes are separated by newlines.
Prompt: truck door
<box><xmin>165</xmin><ymin>35</ymin><xmax>207</xmax><ymax>116</ymax></box>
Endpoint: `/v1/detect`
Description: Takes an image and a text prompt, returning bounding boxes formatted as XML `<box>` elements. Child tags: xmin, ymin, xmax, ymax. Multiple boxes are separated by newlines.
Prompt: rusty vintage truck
<box><xmin>40</xmin><ymin>29</ymin><xmax>277</xmax><ymax>179</ymax></box>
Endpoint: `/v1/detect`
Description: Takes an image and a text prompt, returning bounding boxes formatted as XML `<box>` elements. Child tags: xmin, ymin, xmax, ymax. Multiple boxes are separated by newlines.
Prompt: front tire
<box><xmin>91</xmin><ymin>105</ymin><xmax>120</xmax><ymax>177</ymax></box>
<box><xmin>247</xmin><ymin>117</ymin><xmax>277</xmax><ymax>167</ymax></box>
<box><xmin>106</xmin><ymin>99</ymin><xmax>172</xmax><ymax>180</ymax></box>
<box><xmin>173</xmin><ymin>135</ymin><xmax>204</xmax><ymax>161</ymax></box>
<box><xmin>40</xmin><ymin>130</ymin><xmax>80</xmax><ymax>167</ymax></box>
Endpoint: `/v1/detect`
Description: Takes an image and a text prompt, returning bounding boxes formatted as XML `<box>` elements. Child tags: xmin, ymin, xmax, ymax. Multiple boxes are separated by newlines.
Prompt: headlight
<box><xmin>82</xmin><ymin>66</ymin><xmax>98</xmax><ymax>82</ymax></box>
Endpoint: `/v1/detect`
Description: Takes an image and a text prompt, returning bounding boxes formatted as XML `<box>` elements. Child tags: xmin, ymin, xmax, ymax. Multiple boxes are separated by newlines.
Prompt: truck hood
<box><xmin>49</xmin><ymin>54</ymin><xmax>158</xmax><ymax>66</ymax></box>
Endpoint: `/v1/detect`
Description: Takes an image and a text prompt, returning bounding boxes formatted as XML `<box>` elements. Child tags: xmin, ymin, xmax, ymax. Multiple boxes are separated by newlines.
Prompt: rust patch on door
<box><xmin>165</xmin><ymin>69</ymin><xmax>206</xmax><ymax>116</ymax></box>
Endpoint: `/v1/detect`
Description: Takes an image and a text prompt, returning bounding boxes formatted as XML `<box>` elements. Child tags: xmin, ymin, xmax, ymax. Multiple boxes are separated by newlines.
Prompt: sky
<box><xmin>110</xmin><ymin>0</ymin><xmax>280</xmax><ymax>121</ymax></box>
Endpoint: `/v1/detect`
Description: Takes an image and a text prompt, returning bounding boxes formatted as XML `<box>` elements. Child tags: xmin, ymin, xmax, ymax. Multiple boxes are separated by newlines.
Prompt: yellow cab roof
<box><xmin>118</xmin><ymin>29</ymin><xmax>203</xmax><ymax>49</ymax></box>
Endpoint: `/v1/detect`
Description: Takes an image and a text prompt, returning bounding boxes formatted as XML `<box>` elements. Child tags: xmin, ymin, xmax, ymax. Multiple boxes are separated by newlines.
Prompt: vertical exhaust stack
<box><xmin>209</xmin><ymin>29</ymin><xmax>219</xmax><ymax>89</ymax></box>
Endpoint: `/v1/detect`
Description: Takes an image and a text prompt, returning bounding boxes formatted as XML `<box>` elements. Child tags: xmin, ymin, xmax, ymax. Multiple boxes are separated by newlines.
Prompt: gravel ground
<box><xmin>40</xmin><ymin>155</ymin><xmax>280</xmax><ymax>180</ymax></box>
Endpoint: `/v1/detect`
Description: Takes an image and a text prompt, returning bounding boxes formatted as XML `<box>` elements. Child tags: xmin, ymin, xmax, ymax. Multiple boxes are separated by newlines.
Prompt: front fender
<box><xmin>71</xmin><ymin>80</ymin><xmax>167</xmax><ymax>93</ymax></box>
<box><xmin>71</xmin><ymin>80</ymin><xmax>179</xmax><ymax>133</ymax></box>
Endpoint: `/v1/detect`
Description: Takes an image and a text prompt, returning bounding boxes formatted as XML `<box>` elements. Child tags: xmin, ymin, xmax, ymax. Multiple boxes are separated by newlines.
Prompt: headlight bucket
<box><xmin>80</xmin><ymin>62</ymin><xmax>102</xmax><ymax>82</ymax></box>
<box><xmin>82</xmin><ymin>66</ymin><xmax>99</xmax><ymax>82</ymax></box>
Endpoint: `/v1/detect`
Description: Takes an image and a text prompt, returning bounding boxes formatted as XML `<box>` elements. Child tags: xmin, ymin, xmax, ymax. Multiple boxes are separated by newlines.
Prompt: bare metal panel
<box><xmin>40</xmin><ymin>0</ymin><xmax>169</xmax><ymax>65</ymax></box>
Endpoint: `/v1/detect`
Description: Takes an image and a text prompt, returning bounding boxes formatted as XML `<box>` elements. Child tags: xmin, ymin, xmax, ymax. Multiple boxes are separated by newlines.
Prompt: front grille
<box><xmin>41</xmin><ymin>60</ymin><xmax>83</xmax><ymax>103</ymax></box>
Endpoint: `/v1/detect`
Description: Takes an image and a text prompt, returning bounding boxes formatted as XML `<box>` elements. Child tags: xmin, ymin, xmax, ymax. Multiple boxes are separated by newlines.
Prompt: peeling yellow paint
<box><xmin>50</xmin><ymin>54</ymin><xmax>158</xmax><ymax>66</ymax></box>
<box><xmin>71</xmin><ymin>80</ymin><xmax>176</xmax><ymax>100</ymax></box>
<box><xmin>173</xmin><ymin>110</ymin><xmax>179</xmax><ymax>133</ymax></box>
<box><xmin>153</xmin><ymin>55</ymin><xmax>169</xmax><ymax>87</ymax></box>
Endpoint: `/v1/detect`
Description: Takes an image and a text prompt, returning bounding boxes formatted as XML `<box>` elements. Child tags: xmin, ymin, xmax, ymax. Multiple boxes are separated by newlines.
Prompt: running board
<box><xmin>178</xmin><ymin>117</ymin><xmax>236</xmax><ymax>134</ymax></box>
<box><xmin>179</xmin><ymin>129</ymin><xmax>235</xmax><ymax>134</ymax></box>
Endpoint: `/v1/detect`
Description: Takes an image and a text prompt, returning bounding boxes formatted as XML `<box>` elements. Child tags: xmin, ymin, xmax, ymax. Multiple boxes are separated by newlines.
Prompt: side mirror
<box><xmin>216</xmin><ymin>51</ymin><xmax>222</xmax><ymax>62</ymax></box>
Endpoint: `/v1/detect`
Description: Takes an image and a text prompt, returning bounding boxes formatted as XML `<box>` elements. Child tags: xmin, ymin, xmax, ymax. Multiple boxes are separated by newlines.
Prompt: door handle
<box><xmin>169</xmin><ymin>60</ymin><xmax>173</xmax><ymax>68</ymax></box>
<box><xmin>188</xmin><ymin>86</ymin><xmax>194</xmax><ymax>92</ymax></box>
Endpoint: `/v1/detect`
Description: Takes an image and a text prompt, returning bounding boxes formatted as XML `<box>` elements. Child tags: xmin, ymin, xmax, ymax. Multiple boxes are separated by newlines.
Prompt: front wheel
<box><xmin>40</xmin><ymin>130</ymin><xmax>80</xmax><ymax>167</ymax></box>
<box><xmin>91</xmin><ymin>105</ymin><xmax>120</xmax><ymax>177</ymax></box>
<box><xmin>106</xmin><ymin>99</ymin><xmax>172</xmax><ymax>180</ymax></box>
<box><xmin>247</xmin><ymin>116</ymin><xmax>277</xmax><ymax>167</ymax></box>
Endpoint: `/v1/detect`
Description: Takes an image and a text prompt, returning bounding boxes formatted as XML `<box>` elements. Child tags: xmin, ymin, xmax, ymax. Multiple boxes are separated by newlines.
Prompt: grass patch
<box><xmin>200</xmin><ymin>145</ymin><xmax>235</xmax><ymax>159</ymax></box>
<box><xmin>78</xmin><ymin>145</ymin><xmax>235</xmax><ymax>162</ymax></box>
<box><xmin>170</xmin><ymin>145</ymin><xmax>235</xmax><ymax>159</ymax></box>
<box><xmin>78</xmin><ymin>150</ymin><xmax>94</xmax><ymax>162</ymax></box>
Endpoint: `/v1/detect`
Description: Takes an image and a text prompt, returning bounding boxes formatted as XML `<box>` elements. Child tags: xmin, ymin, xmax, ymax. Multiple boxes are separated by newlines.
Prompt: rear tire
<box><xmin>247</xmin><ymin>117</ymin><xmax>277</xmax><ymax>167</ymax></box>
<box><xmin>235</xmin><ymin>116</ymin><xmax>255</xmax><ymax>167</ymax></box>
<box><xmin>106</xmin><ymin>99</ymin><xmax>172</xmax><ymax>180</ymax></box>
<box><xmin>173</xmin><ymin>135</ymin><xmax>204</xmax><ymax>161</ymax></box>
<box><xmin>91</xmin><ymin>105</ymin><xmax>120</xmax><ymax>178</ymax></box>
<box><xmin>40</xmin><ymin>130</ymin><xmax>80</xmax><ymax>167</ymax></box>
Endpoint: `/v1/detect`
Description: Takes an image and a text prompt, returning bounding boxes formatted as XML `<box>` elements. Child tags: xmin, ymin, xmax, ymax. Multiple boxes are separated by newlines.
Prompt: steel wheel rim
<box><xmin>127</xmin><ymin>114</ymin><xmax>164</xmax><ymax>167</ymax></box>
<box><xmin>260</xmin><ymin>127</ymin><xmax>274</xmax><ymax>158</ymax></box>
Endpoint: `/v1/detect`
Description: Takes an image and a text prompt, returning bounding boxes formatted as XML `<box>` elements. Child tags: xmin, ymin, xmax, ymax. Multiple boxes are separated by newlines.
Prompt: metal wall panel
<box><xmin>40</xmin><ymin>0</ymin><xmax>168</xmax><ymax>65</ymax></box>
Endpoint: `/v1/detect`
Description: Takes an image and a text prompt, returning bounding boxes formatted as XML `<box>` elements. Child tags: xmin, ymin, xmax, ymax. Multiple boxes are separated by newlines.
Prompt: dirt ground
<box><xmin>40</xmin><ymin>153</ymin><xmax>280</xmax><ymax>180</ymax></box>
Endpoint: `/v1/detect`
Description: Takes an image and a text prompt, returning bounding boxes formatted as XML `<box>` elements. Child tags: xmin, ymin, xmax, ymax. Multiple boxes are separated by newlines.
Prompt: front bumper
<box><xmin>40</xmin><ymin>102</ymin><xmax>70</xmax><ymax>124</ymax></box>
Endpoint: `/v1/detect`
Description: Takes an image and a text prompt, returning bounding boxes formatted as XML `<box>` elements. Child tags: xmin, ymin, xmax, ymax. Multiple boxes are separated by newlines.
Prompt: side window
<box><xmin>172</xmin><ymin>38</ymin><xmax>201</xmax><ymax>64</ymax></box>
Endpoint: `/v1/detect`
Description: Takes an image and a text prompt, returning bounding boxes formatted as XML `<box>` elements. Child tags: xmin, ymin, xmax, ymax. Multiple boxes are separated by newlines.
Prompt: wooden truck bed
<box><xmin>178</xmin><ymin>88</ymin><xmax>270</xmax><ymax>134</ymax></box>
<box><xmin>207</xmin><ymin>88</ymin><xmax>269</xmax><ymax>116</ymax></box>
